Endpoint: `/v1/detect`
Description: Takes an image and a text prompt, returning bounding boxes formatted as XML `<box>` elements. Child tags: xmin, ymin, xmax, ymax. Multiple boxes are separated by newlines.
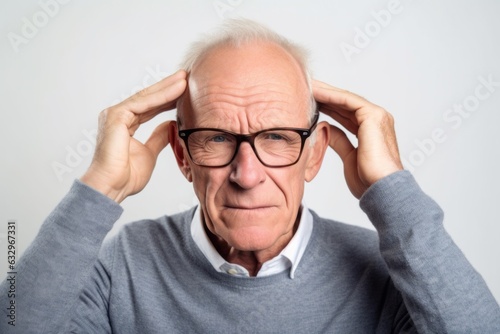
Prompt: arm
<box><xmin>0</xmin><ymin>70</ymin><xmax>187</xmax><ymax>333</ymax></box>
<box><xmin>313</xmin><ymin>80</ymin><xmax>500</xmax><ymax>332</ymax></box>
<box><xmin>361</xmin><ymin>171</ymin><xmax>500</xmax><ymax>333</ymax></box>
<box><xmin>0</xmin><ymin>181</ymin><xmax>122</xmax><ymax>333</ymax></box>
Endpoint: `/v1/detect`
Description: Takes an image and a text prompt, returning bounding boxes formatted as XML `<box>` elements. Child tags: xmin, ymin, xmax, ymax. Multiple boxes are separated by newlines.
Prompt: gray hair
<box><xmin>178</xmin><ymin>18</ymin><xmax>317</xmax><ymax>125</ymax></box>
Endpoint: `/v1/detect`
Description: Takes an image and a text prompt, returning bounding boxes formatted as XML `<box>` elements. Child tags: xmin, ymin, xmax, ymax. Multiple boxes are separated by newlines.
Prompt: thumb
<box><xmin>328</xmin><ymin>124</ymin><xmax>367</xmax><ymax>199</ymax></box>
<box><xmin>328</xmin><ymin>124</ymin><xmax>355</xmax><ymax>162</ymax></box>
<box><xmin>144</xmin><ymin>120</ymin><xmax>172</xmax><ymax>159</ymax></box>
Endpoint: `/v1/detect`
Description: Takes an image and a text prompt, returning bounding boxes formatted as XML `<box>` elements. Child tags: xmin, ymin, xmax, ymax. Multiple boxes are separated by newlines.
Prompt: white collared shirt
<box><xmin>190</xmin><ymin>204</ymin><xmax>313</xmax><ymax>279</ymax></box>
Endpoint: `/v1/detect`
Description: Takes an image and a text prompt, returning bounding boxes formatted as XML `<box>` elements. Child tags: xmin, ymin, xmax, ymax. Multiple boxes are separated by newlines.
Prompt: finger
<box><xmin>312</xmin><ymin>79</ymin><xmax>344</xmax><ymax>92</ymax></box>
<box><xmin>313</xmin><ymin>79</ymin><xmax>362</xmax><ymax>96</ymax></box>
<box><xmin>319</xmin><ymin>102</ymin><xmax>358</xmax><ymax>122</ymax></box>
<box><xmin>127</xmin><ymin>76</ymin><xmax>187</xmax><ymax>116</ymax></box>
<box><xmin>144</xmin><ymin>121</ymin><xmax>172</xmax><ymax>159</ymax></box>
<box><xmin>328</xmin><ymin>124</ymin><xmax>356</xmax><ymax>162</ymax></box>
<box><xmin>319</xmin><ymin>106</ymin><xmax>359</xmax><ymax>135</ymax></box>
<box><xmin>113</xmin><ymin>69</ymin><xmax>187</xmax><ymax>121</ymax></box>
<box><xmin>109</xmin><ymin>78</ymin><xmax>187</xmax><ymax>133</ymax></box>
<box><xmin>313</xmin><ymin>80</ymin><xmax>373</xmax><ymax>113</ymax></box>
<box><xmin>138</xmin><ymin>69</ymin><xmax>187</xmax><ymax>97</ymax></box>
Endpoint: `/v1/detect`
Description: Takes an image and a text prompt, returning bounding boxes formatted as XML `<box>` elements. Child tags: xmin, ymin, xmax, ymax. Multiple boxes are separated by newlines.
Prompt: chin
<box><xmin>224</xmin><ymin>227</ymin><xmax>287</xmax><ymax>252</ymax></box>
<box><xmin>207</xmin><ymin>206</ymin><xmax>294</xmax><ymax>252</ymax></box>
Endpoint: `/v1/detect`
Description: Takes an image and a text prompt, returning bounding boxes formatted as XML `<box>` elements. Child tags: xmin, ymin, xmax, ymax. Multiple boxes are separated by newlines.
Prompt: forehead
<box><xmin>183</xmin><ymin>42</ymin><xmax>311</xmax><ymax>130</ymax></box>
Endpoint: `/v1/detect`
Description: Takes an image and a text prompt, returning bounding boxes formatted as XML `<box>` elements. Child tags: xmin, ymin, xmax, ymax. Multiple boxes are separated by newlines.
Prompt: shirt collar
<box><xmin>190</xmin><ymin>204</ymin><xmax>313</xmax><ymax>279</ymax></box>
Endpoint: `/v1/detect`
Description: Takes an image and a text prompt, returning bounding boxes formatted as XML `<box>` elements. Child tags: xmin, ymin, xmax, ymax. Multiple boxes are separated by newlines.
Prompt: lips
<box><xmin>224</xmin><ymin>205</ymin><xmax>274</xmax><ymax>210</ymax></box>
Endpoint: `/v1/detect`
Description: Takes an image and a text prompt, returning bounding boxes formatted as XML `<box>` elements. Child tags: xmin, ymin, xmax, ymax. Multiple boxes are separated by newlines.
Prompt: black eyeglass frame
<box><xmin>178</xmin><ymin>112</ymin><xmax>320</xmax><ymax>168</ymax></box>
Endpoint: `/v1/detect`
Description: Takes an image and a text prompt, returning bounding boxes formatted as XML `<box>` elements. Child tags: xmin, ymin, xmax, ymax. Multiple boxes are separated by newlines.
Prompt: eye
<box><xmin>210</xmin><ymin>135</ymin><xmax>227</xmax><ymax>142</ymax></box>
<box><xmin>266</xmin><ymin>133</ymin><xmax>285</xmax><ymax>140</ymax></box>
<box><xmin>206</xmin><ymin>132</ymin><xmax>234</xmax><ymax>144</ymax></box>
<box><xmin>262</xmin><ymin>131</ymin><xmax>291</xmax><ymax>142</ymax></box>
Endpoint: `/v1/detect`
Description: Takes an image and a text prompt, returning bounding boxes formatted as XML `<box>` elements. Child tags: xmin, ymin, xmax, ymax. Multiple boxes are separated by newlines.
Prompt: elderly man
<box><xmin>2</xmin><ymin>20</ymin><xmax>499</xmax><ymax>333</ymax></box>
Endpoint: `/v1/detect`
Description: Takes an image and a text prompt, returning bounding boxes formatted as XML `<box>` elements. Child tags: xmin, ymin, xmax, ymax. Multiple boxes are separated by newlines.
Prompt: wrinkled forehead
<box><xmin>177</xmin><ymin>42</ymin><xmax>312</xmax><ymax>130</ymax></box>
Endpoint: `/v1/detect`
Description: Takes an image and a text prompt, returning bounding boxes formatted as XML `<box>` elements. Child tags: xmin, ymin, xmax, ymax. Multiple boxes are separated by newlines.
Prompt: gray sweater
<box><xmin>1</xmin><ymin>171</ymin><xmax>499</xmax><ymax>333</ymax></box>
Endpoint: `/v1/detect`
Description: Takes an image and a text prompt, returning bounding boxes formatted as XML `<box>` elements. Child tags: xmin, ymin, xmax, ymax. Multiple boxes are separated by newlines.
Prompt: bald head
<box><xmin>178</xmin><ymin>41</ymin><xmax>312</xmax><ymax>131</ymax></box>
<box><xmin>176</xmin><ymin>19</ymin><xmax>316</xmax><ymax>128</ymax></box>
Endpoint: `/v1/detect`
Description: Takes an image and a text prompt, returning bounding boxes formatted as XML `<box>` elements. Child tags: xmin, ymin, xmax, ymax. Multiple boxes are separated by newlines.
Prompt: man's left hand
<box><xmin>313</xmin><ymin>80</ymin><xmax>404</xmax><ymax>199</ymax></box>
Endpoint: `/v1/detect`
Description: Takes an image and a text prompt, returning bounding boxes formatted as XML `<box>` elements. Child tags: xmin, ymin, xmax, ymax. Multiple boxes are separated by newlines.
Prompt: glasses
<box><xmin>178</xmin><ymin>113</ymin><xmax>319</xmax><ymax>168</ymax></box>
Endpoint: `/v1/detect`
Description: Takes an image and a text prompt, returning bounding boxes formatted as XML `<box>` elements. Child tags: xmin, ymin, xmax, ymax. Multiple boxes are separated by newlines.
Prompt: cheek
<box><xmin>191</xmin><ymin>168</ymin><xmax>230</xmax><ymax>236</ymax></box>
<box><xmin>190</xmin><ymin>167</ymin><xmax>227</xmax><ymax>205</ymax></box>
<box><xmin>269</xmin><ymin>163</ymin><xmax>307</xmax><ymax>205</ymax></box>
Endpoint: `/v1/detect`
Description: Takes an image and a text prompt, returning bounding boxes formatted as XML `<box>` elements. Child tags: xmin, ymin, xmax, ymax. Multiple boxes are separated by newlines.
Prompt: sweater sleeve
<box><xmin>360</xmin><ymin>171</ymin><xmax>500</xmax><ymax>333</ymax></box>
<box><xmin>0</xmin><ymin>180</ymin><xmax>123</xmax><ymax>334</ymax></box>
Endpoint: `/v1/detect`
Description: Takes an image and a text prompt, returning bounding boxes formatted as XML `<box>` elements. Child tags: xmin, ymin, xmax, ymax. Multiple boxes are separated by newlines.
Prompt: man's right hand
<box><xmin>80</xmin><ymin>70</ymin><xmax>187</xmax><ymax>203</ymax></box>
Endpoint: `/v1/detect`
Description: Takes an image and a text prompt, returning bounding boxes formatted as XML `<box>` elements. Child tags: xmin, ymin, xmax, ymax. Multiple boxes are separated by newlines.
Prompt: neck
<box><xmin>204</xmin><ymin>209</ymin><xmax>301</xmax><ymax>277</ymax></box>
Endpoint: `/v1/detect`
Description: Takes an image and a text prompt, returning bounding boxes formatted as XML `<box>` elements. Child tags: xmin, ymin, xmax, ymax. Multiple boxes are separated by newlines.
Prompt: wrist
<box><xmin>80</xmin><ymin>170</ymin><xmax>127</xmax><ymax>203</ymax></box>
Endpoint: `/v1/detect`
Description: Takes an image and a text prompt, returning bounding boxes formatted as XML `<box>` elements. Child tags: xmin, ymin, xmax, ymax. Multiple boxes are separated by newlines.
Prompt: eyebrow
<box><xmin>188</xmin><ymin>114</ymin><xmax>315</xmax><ymax>133</ymax></box>
<box><xmin>181</xmin><ymin>112</ymin><xmax>319</xmax><ymax>134</ymax></box>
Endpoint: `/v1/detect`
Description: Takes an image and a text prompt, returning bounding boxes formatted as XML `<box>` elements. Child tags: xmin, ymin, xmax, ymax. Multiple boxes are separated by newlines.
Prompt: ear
<box><xmin>304</xmin><ymin>121</ymin><xmax>330</xmax><ymax>182</ymax></box>
<box><xmin>168</xmin><ymin>121</ymin><xmax>193</xmax><ymax>182</ymax></box>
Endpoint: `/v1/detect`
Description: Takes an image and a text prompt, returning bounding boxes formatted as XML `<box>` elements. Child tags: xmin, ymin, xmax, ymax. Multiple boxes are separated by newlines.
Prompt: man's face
<box><xmin>179</xmin><ymin>42</ymin><xmax>319</xmax><ymax>256</ymax></box>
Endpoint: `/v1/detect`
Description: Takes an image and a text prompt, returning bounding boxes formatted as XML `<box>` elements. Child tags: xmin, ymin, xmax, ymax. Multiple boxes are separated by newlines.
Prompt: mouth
<box><xmin>224</xmin><ymin>205</ymin><xmax>274</xmax><ymax>210</ymax></box>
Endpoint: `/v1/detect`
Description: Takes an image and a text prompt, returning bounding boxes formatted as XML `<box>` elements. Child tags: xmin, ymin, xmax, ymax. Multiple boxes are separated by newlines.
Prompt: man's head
<box><xmin>171</xmin><ymin>19</ymin><xmax>329</xmax><ymax>258</ymax></box>
<box><xmin>177</xmin><ymin>19</ymin><xmax>317</xmax><ymax>126</ymax></box>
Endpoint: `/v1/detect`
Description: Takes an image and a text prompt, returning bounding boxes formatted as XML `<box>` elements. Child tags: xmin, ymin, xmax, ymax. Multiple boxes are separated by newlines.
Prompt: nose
<box><xmin>228</xmin><ymin>142</ymin><xmax>266</xmax><ymax>189</ymax></box>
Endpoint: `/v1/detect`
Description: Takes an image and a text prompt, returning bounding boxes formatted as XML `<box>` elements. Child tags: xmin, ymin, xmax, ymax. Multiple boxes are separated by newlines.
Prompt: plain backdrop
<box><xmin>1</xmin><ymin>0</ymin><xmax>499</xmax><ymax>304</ymax></box>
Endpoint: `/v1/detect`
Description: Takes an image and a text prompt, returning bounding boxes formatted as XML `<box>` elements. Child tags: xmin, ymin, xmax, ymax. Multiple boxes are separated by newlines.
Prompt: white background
<box><xmin>1</xmin><ymin>0</ymin><xmax>499</xmax><ymax>304</ymax></box>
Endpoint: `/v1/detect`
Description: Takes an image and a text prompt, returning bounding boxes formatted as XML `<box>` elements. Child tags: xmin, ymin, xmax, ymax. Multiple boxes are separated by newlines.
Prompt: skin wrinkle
<box><xmin>176</xmin><ymin>42</ymin><xmax>326</xmax><ymax>275</ymax></box>
<box><xmin>189</xmin><ymin>86</ymin><xmax>308</xmax><ymax>132</ymax></box>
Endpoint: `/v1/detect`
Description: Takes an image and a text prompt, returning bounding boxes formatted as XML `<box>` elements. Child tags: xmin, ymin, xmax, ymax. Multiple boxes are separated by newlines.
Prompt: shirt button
<box><xmin>227</xmin><ymin>268</ymin><xmax>239</xmax><ymax>275</ymax></box>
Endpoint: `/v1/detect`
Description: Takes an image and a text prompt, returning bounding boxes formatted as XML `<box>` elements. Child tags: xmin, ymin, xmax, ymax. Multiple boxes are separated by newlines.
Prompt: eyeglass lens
<box><xmin>187</xmin><ymin>129</ymin><xmax>304</xmax><ymax>167</ymax></box>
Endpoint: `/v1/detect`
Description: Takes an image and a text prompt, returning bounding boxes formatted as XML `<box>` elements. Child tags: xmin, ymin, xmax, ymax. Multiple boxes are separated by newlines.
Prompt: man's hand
<box><xmin>313</xmin><ymin>80</ymin><xmax>403</xmax><ymax>199</ymax></box>
<box><xmin>80</xmin><ymin>70</ymin><xmax>187</xmax><ymax>203</ymax></box>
